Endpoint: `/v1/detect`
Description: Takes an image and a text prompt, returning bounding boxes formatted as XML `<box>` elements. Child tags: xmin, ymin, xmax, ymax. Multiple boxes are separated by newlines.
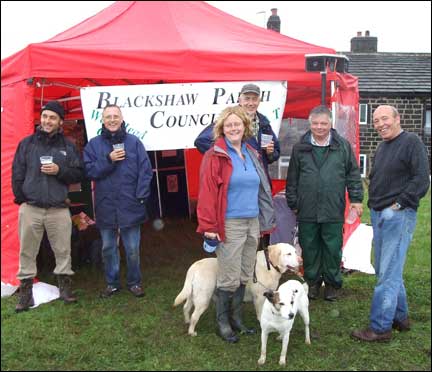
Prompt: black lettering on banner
<box><xmin>150</xmin><ymin>111</ymin><xmax>164</xmax><ymax>128</ymax></box>
<box><xmin>97</xmin><ymin>92</ymin><xmax>112</xmax><ymax>108</ymax></box>
<box><xmin>212</xmin><ymin>88</ymin><xmax>226</xmax><ymax>104</ymax></box>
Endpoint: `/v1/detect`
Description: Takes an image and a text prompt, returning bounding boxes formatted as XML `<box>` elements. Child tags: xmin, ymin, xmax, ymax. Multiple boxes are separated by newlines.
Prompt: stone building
<box><xmin>344</xmin><ymin>31</ymin><xmax>431</xmax><ymax>176</ymax></box>
<box><xmin>269</xmin><ymin>31</ymin><xmax>430</xmax><ymax>181</ymax></box>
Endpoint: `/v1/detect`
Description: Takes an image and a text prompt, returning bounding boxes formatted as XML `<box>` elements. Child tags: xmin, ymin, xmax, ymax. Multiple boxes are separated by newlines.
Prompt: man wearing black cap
<box><xmin>12</xmin><ymin>100</ymin><xmax>84</xmax><ymax>312</ymax></box>
<box><xmin>267</xmin><ymin>8</ymin><xmax>281</xmax><ymax>33</ymax></box>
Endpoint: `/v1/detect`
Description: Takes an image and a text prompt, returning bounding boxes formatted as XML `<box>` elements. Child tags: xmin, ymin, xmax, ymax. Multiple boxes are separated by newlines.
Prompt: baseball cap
<box><xmin>240</xmin><ymin>83</ymin><xmax>260</xmax><ymax>96</ymax></box>
<box><xmin>203</xmin><ymin>237</ymin><xmax>219</xmax><ymax>253</ymax></box>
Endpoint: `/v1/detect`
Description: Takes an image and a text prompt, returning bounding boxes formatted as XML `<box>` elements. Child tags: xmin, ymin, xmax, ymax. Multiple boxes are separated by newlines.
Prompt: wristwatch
<box><xmin>394</xmin><ymin>202</ymin><xmax>402</xmax><ymax>210</ymax></box>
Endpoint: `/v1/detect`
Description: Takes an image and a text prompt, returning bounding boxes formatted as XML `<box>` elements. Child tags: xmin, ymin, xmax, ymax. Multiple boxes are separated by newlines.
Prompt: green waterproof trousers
<box><xmin>298</xmin><ymin>222</ymin><xmax>343</xmax><ymax>288</ymax></box>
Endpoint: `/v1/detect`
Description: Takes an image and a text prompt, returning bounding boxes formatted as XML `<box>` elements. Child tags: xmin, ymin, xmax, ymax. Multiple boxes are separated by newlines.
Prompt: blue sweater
<box><xmin>225</xmin><ymin>139</ymin><xmax>260</xmax><ymax>218</ymax></box>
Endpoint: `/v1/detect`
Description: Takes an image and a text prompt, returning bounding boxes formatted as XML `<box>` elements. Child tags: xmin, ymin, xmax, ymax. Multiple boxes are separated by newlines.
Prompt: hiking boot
<box><xmin>351</xmin><ymin>328</ymin><xmax>392</xmax><ymax>342</ymax></box>
<box><xmin>57</xmin><ymin>275</ymin><xmax>78</xmax><ymax>304</ymax></box>
<box><xmin>392</xmin><ymin>318</ymin><xmax>411</xmax><ymax>332</ymax></box>
<box><xmin>324</xmin><ymin>284</ymin><xmax>338</xmax><ymax>301</ymax></box>
<box><xmin>100</xmin><ymin>285</ymin><xmax>120</xmax><ymax>298</ymax></box>
<box><xmin>15</xmin><ymin>279</ymin><xmax>35</xmax><ymax>313</ymax></box>
<box><xmin>128</xmin><ymin>285</ymin><xmax>145</xmax><ymax>297</ymax></box>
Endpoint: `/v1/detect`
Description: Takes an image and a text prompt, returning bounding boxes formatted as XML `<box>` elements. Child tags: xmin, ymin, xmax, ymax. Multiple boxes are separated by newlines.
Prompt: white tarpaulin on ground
<box><xmin>81</xmin><ymin>81</ymin><xmax>287</xmax><ymax>151</ymax></box>
<box><xmin>342</xmin><ymin>223</ymin><xmax>375</xmax><ymax>274</ymax></box>
<box><xmin>1</xmin><ymin>281</ymin><xmax>59</xmax><ymax>307</ymax></box>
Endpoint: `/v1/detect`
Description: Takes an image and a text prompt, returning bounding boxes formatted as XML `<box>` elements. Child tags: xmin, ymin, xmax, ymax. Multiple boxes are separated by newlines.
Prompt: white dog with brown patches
<box><xmin>173</xmin><ymin>243</ymin><xmax>302</xmax><ymax>336</ymax></box>
<box><xmin>258</xmin><ymin>280</ymin><xmax>311</xmax><ymax>366</ymax></box>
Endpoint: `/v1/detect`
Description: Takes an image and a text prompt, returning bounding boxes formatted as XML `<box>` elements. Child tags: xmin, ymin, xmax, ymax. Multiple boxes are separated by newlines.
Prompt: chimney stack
<box><xmin>351</xmin><ymin>30</ymin><xmax>377</xmax><ymax>53</ymax></box>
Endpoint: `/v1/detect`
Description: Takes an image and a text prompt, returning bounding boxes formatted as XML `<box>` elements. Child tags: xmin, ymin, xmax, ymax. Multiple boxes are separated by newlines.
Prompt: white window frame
<box><xmin>425</xmin><ymin>109</ymin><xmax>431</xmax><ymax>136</ymax></box>
<box><xmin>359</xmin><ymin>103</ymin><xmax>368</xmax><ymax>125</ymax></box>
<box><xmin>359</xmin><ymin>154</ymin><xmax>367</xmax><ymax>178</ymax></box>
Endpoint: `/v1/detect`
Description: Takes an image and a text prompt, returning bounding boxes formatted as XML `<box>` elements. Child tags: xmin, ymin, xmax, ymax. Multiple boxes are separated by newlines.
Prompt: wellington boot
<box><xmin>215</xmin><ymin>288</ymin><xmax>239</xmax><ymax>343</ymax></box>
<box><xmin>229</xmin><ymin>284</ymin><xmax>256</xmax><ymax>335</ymax></box>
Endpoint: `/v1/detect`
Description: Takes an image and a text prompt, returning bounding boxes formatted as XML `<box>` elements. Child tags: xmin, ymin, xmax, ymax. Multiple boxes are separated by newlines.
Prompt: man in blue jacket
<box><xmin>12</xmin><ymin>100</ymin><xmax>84</xmax><ymax>312</ymax></box>
<box><xmin>84</xmin><ymin>104</ymin><xmax>153</xmax><ymax>298</ymax></box>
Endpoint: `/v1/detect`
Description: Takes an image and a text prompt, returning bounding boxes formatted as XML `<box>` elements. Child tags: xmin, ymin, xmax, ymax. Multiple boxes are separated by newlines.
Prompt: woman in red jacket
<box><xmin>197</xmin><ymin>106</ymin><xmax>275</xmax><ymax>343</ymax></box>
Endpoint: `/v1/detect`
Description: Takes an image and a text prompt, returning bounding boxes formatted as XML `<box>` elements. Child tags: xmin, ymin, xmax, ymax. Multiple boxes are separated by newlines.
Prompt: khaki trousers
<box><xmin>216</xmin><ymin>217</ymin><xmax>259</xmax><ymax>292</ymax></box>
<box><xmin>17</xmin><ymin>203</ymin><xmax>74</xmax><ymax>280</ymax></box>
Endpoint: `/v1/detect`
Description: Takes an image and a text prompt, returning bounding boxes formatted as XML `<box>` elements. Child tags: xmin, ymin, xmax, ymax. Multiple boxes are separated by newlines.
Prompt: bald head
<box><xmin>373</xmin><ymin>105</ymin><xmax>402</xmax><ymax>141</ymax></box>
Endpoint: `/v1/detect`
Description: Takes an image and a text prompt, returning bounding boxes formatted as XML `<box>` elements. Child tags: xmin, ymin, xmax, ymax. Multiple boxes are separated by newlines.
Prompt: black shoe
<box><xmin>308</xmin><ymin>281</ymin><xmax>322</xmax><ymax>300</ymax></box>
<box><xmin>324</xmin><ymin>284</ymin><xmax>338</xmax><ymax>301</ymax></box>
<box><xmin>100</xmin><ymin>285</ymin><xmax>120</xmax><ymax>298</ymax></box>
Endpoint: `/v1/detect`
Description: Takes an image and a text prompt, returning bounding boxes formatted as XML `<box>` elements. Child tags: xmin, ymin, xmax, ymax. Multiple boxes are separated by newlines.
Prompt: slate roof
<box><xmin>341</xmin><ymin>52</ymin><xmax>431</xmax><ymax>95</ymax></box>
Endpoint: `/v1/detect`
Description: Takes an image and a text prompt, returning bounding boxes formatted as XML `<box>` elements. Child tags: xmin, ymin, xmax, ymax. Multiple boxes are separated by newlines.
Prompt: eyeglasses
<box><xmin>224</xmin><ymin>122</ymin><xmax>243</xmax><ymax>129</ymax></box>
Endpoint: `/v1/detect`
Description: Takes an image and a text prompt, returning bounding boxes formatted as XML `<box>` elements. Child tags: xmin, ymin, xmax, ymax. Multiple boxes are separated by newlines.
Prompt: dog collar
<box><xmin>269</xmin><ymin>260</ymin><xmax>281</xmax><ymax>273</ymax></box>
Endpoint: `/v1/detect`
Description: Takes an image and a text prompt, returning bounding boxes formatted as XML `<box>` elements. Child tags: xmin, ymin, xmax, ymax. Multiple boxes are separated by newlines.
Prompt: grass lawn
<box><xmin>1</xmin><ymin>189</ymin><xmax>430</xmax><ymax>371</ymax></box>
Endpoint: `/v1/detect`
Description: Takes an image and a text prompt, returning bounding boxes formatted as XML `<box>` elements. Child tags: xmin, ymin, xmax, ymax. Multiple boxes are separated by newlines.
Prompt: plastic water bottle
<box><xmin>345</xmin><ymin>208</ymin><xmax>358</xmax><ymax>224</ymax></box>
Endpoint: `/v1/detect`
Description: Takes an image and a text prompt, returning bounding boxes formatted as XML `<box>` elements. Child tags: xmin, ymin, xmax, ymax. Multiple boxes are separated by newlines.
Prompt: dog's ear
<box><xmin>264</xmin><ymin>290</ymin><xmax>280</xmax><ymax>306</ymax></box>
<box><xmin>268</xmin><ymin>244</ymin><xmax>281</xmax><ymax>266</ymax></box>
<box><xmin>263</xmin><ymin>290</ymin><xmax>274</xmax><ymax>302</ymax></box>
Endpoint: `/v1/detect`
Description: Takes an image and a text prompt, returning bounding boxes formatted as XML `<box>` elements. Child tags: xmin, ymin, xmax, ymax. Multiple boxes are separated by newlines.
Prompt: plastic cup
<box><xmin>112</xmin><ymin>143</ymin><xmax>125</xmax><ymax>150</ymax></box>
<box><xmin>40</xmin><ymin>156</ymin><xmax>53</xmax><ymax>165</ymax></box>
<box><xmin>261</xmin><ymin>134</ymin><xmax>273</xmax><ymax>148</ymax></box>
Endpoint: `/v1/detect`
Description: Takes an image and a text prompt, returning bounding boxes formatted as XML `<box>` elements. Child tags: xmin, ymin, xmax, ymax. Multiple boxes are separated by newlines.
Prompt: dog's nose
<box><xmin>288</xmin><ymin>313</ymin><xmax>294</xmax><ymax>319</ymax></box>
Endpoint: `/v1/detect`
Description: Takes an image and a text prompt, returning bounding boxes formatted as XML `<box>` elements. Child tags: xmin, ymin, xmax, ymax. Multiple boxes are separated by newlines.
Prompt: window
<box><xmin>359</xmin><ymin>104</ymin><xmax>368</xmax><ymax>125</ymax></box>
<box><xmin>359</xmin><ymin>154</ymin><xmax>367</xmax><ymax>178</ymax></box>
<box><xmin>425</xmin><ymin>109</ymin><xmax>431</xmax><ymax>136</ymax></box>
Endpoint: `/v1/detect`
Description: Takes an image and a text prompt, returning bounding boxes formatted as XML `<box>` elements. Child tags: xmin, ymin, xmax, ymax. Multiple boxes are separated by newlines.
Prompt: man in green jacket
<box><xmin>286</xmin><ymin>105</ymin><xmax>363</xmax><ymax>301</ymax></box>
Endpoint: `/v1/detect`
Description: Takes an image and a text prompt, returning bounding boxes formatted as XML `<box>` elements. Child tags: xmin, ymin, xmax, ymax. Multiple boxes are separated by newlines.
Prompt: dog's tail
<box><xmin>173</xmin><ymin>266</ymin><xmax>194</xmax><ymax>307</ymax></box>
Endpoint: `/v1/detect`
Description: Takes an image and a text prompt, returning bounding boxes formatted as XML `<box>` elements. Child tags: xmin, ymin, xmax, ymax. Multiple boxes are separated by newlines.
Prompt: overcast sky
<box><xmin>1</xmin><ymin>1</ymin><xmax>431</xmax><ymax>59</ymax></box>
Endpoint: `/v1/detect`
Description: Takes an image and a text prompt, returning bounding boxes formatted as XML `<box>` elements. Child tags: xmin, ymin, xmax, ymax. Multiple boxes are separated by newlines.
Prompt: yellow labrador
<box><xmin>173</xmin><ymin>243</ymin><xmax>302</xmax><ymax>336</ymax></box>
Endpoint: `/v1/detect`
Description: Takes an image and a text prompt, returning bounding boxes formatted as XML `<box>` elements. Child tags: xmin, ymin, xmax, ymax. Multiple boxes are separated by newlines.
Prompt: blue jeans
<box><xmin>99</xmin><ymin>225</ymin><xmax>142</xmax><ymax>288</ymax></box>
<box><xmin>369</xmin><ymin>207</ymin><xmax>417</xmax><ymax>333</ymax></box>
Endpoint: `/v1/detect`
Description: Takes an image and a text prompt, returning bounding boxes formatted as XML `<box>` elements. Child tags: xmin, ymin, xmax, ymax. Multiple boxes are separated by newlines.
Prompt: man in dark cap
<box><xmin>12</xmin><ymin>100</ymin><xmax>84</xmax><ymax>312</ymax></box>
<box><xmin>267</xmin><ymin>8</ymin><xmax>281</xmax><ymax>33</ymax></box>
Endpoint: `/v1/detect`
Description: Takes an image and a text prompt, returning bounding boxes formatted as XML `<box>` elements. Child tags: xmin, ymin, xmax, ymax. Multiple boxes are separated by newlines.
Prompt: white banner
<box><xmin>80</xmin><ymin>81</ymin><xmax>287</xmax><ymax>151</ymax></box>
